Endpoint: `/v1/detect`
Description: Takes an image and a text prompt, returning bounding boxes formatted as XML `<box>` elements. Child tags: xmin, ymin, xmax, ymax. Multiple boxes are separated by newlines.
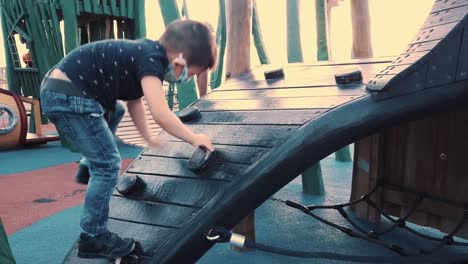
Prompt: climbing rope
<box><xmin>206</xmin><ymin>182</ymin><xmax>468</xmax><ymax>263</ymax></box>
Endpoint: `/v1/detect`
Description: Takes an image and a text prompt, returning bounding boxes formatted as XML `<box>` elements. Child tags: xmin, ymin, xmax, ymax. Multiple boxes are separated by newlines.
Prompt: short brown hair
<box><xmin>159</xmin><ymin>19</ymin><xmax>217</xmax><ymax>70</ymax></box>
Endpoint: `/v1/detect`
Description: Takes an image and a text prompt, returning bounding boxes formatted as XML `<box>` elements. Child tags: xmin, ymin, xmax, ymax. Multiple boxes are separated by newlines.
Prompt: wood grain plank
<box><xmin>109</xmin><ymin>196</ymin><xmax>198</xmax><ymax>228</ymax></box>
<box><xmin>127</xmin><ymin>156</ymin><xmax>248</xmax><ymax>181</ymax></box>
<box><xmin>204</xmin><ymin>85</ymin><xmax>365</xmax><ymax>100</ymax></box>
<box><xmin>114</xmin><ymin>173</ymin><xmax>226</xmax><ymax>207</ymax></box>
<box><xmin>193</xmin><ymin>96</ymin><xmax>359</xmax><ymax>111</ymax></box>
<box><xmin>143</xmin><ymin>142</ymin><xmax>271</xmax><ymax>164</ymax></box>
<box><xmin>158</xmin><ymin>124</ymin><xmax>298</xmax><ymax>147</ymax></box>
<box><xmin>221</xmin><ymin>62</ymin><xmax>388</xmax><ymax>89</ymax></box>
<box><xmin>184</xmin><ymin>109</ymin><xmax>325</xmax><ymax>125</ymax></box>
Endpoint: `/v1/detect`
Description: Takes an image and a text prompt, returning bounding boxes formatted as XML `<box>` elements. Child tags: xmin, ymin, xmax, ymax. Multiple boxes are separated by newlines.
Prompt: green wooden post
<box><xmin>316</xmin><ymin>0</ymin><xmax>352</xmax><ymax>162</ymax></box>
<box><xmin>134</xmin><ymin>0</ymin><xmax>146</xmax><ymax>38</ymax></box>
<box><xmin>315</xmin><ymin>0</ymin><xmax>329</xmax><ymax>61</ymax></box>
<box><xmin>61</xmin><ymin>0</ymin><xmax>80</xmax><ymax>53</ymax></box>
<box><xmin>252</xmin><ymin>0</ymin><xmax>270</xmax><ymax>64</ymax></box>
<box><xmin>0</xmin><ymin>219</ymin><xmax>15</xmax><ymax>264</ymax></box>
<box><xmin>158</xmin><ymin>0</ymin><xmax>198</xmax><ymax>110</ymax></box>
<box><xmin>209</xmin><ymin>0</ymin><xmax>226</xmax><ymax>89</ymax></box>
<box><xmin>287</xmin><ymin>0</ymin><xmax>303</xmax><ymax>63</ymax></box>
<box><xmin>286</xmin><ymin>0</ymin><xmax>324</xmax><ymax>195</ymax></box>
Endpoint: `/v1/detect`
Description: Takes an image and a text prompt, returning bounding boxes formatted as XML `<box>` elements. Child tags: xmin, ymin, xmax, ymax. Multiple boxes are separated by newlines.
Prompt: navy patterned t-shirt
<box><xmin>56</xmin><ymin>38</ymin><xmax>168</xmax><ymax>110</ymax></box>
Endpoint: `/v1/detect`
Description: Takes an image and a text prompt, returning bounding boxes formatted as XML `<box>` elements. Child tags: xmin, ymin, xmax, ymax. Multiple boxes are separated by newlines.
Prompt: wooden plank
<box><xmin>109</xmin><ymin>196</ymin><xmax>198</xmax><ymax>228</ymax></box>
<box><xmin>221</xmin><ymin>62</ymin><xmax>388</xmax><ymax>89</ymax></box>
<box><xmin>204</xmin><ymin>85</ymin><xmax>365</xmax><ymax>99</ymax></box>
<box><xmin>402</xmin><ymin>40</ymin><xmax>440</xmax><ymax>54</ymax></box>
<box><xmin>143</xmin><ymin>141</ymin><xmax>271</xmax><ymax>164</ymax></box>
<box><xmin>158</xmin><ymin>124</ymin><xmax>298</xmax><ymax>147</ymax></box>
<box><xmin>430</xmin><ymin>0</ymin><xmax>468</xmax><ymax>13</ymax></box>
<box><xmin>409</xmin><ymin>21</ymin><xmax>458</xmax><ymax>44</ymax></box>
<box><xmin>193</xmin><ymin>96</ymin><xmax>359</xmax><ymax>111</ymax></box>
<box><xmin>184</xmin><ymin>109</ymin><xmax>325</xmax><ymax>125</ymax></box>
<box><xmin>114</xmin><ymin>173</ymin><xmax>226</xmax><ymax>207</ymax></box>
<box><xmin>127</xmin><ymin>156</ymin><xmax>248</xmax><ymax>181</ymax></box>
<box><xmin>423</xmin><ymin>4</ymin><xmax>468</xmax><ymax>29</ymax></box>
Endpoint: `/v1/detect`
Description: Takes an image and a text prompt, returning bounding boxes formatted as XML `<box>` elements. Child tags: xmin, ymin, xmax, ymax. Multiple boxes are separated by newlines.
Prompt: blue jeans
<box><xmin>40</xmin><ymin>77</ymin><xmax>125</xmax><ymax>236</ymax></box>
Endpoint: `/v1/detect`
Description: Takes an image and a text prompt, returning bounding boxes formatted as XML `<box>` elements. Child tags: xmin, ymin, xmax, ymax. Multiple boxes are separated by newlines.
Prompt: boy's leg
<box><xmin>76</xmin><ymin>101</ymin><xmax>126</xmax><ymax>184</ymax></box>
<box><xmin>40</xmin><ymin>89</ymin><xmax>134</xmax><ymax>259</ymax></box>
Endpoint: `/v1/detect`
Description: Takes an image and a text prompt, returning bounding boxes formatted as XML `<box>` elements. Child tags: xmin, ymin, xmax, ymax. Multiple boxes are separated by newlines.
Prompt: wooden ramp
<box><xmin>63</xmin><ymin>2</ymin><xmax>468</xmax><ymax>263</ymax></box>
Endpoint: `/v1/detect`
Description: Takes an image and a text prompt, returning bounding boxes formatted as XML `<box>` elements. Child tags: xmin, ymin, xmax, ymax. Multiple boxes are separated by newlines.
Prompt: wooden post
<box><xmin>226</xmin><ymin>0</ymin><xmax>255</xmax><ymax>251</ymax></box>
<box><xmin>287</xmin><ymin>0</ymin><xmax>303</xmax><ymax>63</ymax></box>
<box><xmin>349</xmin><ymin>0</ymin><xmax>379</xmax><ymax>221</ymax></box>
<box><xmin>285</xmin><ymin>0</ymin><xmax>325</xmax><ymax>195</ymax></box>
<box><xmin>252</xmin><ymin>0</ymin><xmax>270</xmax><ymax>64</ymax></box>
<box><xmin>134</xmin><ymin>0</ymin><xmax>146</xmax><ymax>38</ymax></box>
<box><xmin>209</xmin><ymin>0</ymin><xmax>227</xmax><ymax>89</ymax></box>
<box><xmin>61</xmin><ymin>0</ymin><xmax>80</xmax><ymax>53</ymax></box>
<box><xmin>316</xmin><ymin>0</ymin><xmax>352</xmax><ymax>162</ymax></box>
<box><xmin>350</xmin><ymin>0</ymin><xmax>373</xmax><ymax>58</ymax></box>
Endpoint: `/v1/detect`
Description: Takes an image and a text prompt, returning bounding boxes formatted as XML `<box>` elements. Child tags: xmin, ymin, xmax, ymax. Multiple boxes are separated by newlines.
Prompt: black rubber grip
<box><xmin>335</xmin><ymin>69</ymin><xmax>362</xmax><ymax>85</ymax></box>
<box><xmin>188</xmin><ymin>147</ymin><xmax>215</xmax><ymax>172</ymax></box>
<box><xmin>264</xmin><ymin>68</ymin><xmax>285</xmax><ymax>79</ymax></box>
<box><xmin>179</xmin><ymin>106</ymin><xmax>201</xmax><ymax>122</ymax></box>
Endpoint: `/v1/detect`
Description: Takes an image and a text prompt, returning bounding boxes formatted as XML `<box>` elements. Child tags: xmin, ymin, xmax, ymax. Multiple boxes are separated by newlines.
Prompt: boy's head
<box><xmin>159</xmin><ymin>19</ymin><xmax>217</xmax><ymax>80</ymax></box>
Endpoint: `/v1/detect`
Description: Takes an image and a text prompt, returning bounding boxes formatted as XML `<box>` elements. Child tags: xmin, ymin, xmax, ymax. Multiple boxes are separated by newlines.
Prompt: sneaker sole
<box><xmin>77</xmin><ymin>241</ymin><xmax>136</xmax><ymax>260</ymax></box>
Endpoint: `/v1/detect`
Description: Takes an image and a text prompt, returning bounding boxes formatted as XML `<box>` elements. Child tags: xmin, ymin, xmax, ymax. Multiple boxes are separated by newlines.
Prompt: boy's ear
<box><xmin>172</xmin><ymin>63</ymin><xmax>185</xmax><ymax>78</ymax></box>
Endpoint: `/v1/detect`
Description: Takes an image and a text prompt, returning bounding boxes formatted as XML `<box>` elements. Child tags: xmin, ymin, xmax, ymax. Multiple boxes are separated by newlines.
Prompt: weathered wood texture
<box><xmin>105</xmin><ymin>59</ymin><xmax>390</xmax><ymax>260</ymax></box>
<box><xmin>65</xmin><ymin>58</ymin><xmax>391</xmax><ymax>263</ymax></box>
<box><xmin>350</xmin><ymin>109</ymin><xmax>468</xmax><ymax>238</ymax></box>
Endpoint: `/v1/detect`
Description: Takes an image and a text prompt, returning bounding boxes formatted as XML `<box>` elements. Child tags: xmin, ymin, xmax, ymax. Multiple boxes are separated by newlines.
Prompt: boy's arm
<box><xmin>126</xmin><ymin>97</ymin><xmax>154</xmax><ymax>143</ymax></box>
<box><xmin>139</xmin><ymin>75</ymin><xmax>214</xmax><ymax>150</ymax></box>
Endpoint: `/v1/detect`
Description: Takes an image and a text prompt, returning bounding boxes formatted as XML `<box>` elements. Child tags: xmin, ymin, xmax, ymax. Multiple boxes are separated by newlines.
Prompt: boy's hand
<box><xmin>192</xmin><ymin>134</ymin><xmax>215</xmax><ymax>152</ymax></box>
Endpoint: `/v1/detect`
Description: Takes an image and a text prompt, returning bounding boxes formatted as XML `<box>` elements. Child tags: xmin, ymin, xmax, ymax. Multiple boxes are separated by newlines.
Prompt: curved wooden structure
<box><xmin>63</xmin><ymin>1</ymin><xmax>468</xmax><ymax>263</ymax></box>
<box><xmin>0</xmin><ymin>89</ymin><xmax>27</xmax><ymax>149</ymax></box>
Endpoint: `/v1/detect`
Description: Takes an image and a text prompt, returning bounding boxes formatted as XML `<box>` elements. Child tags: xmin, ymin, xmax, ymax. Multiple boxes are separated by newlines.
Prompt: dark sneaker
<box><xmin>75</xmin><ymin>164</ymin><xmax>90</xmax><ymax>185</ymax></box>
<box><xmin>78</xmin><ymin>231</ymin><xmax>135</xmax><ymax>259</ymax></box>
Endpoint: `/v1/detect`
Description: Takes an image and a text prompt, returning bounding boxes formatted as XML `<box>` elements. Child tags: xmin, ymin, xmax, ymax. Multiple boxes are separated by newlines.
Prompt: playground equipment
<box><xmin>62</xmin><ymin>1</ymin><xmax>468</xmax><ymax>263</ymax></box>
<box><xmin>0</xmin><ymin>88</ymin><xmax>59</xmax><ymax>149</ymax></box>
<box><xmin>0</xmin><ymin>0</ymin><xmax>146</xmax><ymax>149</ymax></box>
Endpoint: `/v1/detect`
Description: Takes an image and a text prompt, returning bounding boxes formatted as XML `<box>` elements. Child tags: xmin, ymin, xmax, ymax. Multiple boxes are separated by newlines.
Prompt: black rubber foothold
<box><xmin>335</xmin><ymin>68</ymin><xmax>363</xmax><ymax>85</ymax></box>
<box><xmin>179</xmin><ymin>106</ymin><xmax>201</xmax><ymax>122</ymax></box>
<box><xmin>117</xmin><ymin>175</ymin><xmax>143</xmax><ymax>196</ymax></box>
<box><xmin>188</xmin><ymin>147</ymin><xmax>215</xmax><ymax>172</ymax></box>
<box><xmin>264</xmin><ymin>68</ymin><xmax>285</xmax><ymax>79</ymax></box>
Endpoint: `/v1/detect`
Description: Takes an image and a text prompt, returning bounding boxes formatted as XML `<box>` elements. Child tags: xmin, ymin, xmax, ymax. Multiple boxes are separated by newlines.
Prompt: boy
<box><xmin>40</xmin><ymin>19</ymin><xmax>217</xmax><ymax>259</ymax></box>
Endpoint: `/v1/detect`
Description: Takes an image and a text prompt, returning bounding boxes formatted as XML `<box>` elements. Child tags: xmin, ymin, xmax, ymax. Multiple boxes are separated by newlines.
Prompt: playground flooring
<box><xmin>2</xmin><ymin>125</ymin><xmax>468</xmax><ymax>264</ymax></box>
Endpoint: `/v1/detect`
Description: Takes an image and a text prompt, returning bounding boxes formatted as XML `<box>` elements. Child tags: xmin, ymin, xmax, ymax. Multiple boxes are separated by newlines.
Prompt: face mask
<box><xmin>165</xmin><ymin>53</ymin><xmax>191</xmax><ymax>84</ymax></box>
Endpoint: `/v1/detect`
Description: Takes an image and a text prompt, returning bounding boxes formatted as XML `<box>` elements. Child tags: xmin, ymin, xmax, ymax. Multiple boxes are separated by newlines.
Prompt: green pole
<box><xmin>287</xmin><ymin>0</ymin><xmax>303</xmax><ymax>63</ymax></box>
<box><xmin>61</xmin><ymin>0</ymin><xmax>80</xmax><ymax>53</ymax></box>
<box><xmin>315</xmin><ymin>0</ymin><xmax>329</xmax><ymax>61</ymax></box>
<box><xmin>209</xmin><ymin>0</ymin><xmax>226</xmax><ymax>89</ymax></box>
<box><xmin>287</xmin><ymin>0</ymin><xmax>324</xmax><ymax>195</ymax></box>
<box><xmin>158</xmin><ymin>0</ymin><xmax>198</xmax><ymax>110</ymax></box>
<box><xmin>134</xmin><ymin>0</ymin><xmax>146</xmax><ymax>38</ymax></box>
<box><xmin>252</xmin><ymin>0</ymin><xmax>270</xmax><ymax>64</ymax></box>
<box><xmin>0</xmin><ymin>219</ymin><xmax>16</xmax><ymax>264</ymax></box>
<box><xmin>316</xmin><ymin>0</ymin><xmax>352</xmax><ymax>162</ymax></box>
